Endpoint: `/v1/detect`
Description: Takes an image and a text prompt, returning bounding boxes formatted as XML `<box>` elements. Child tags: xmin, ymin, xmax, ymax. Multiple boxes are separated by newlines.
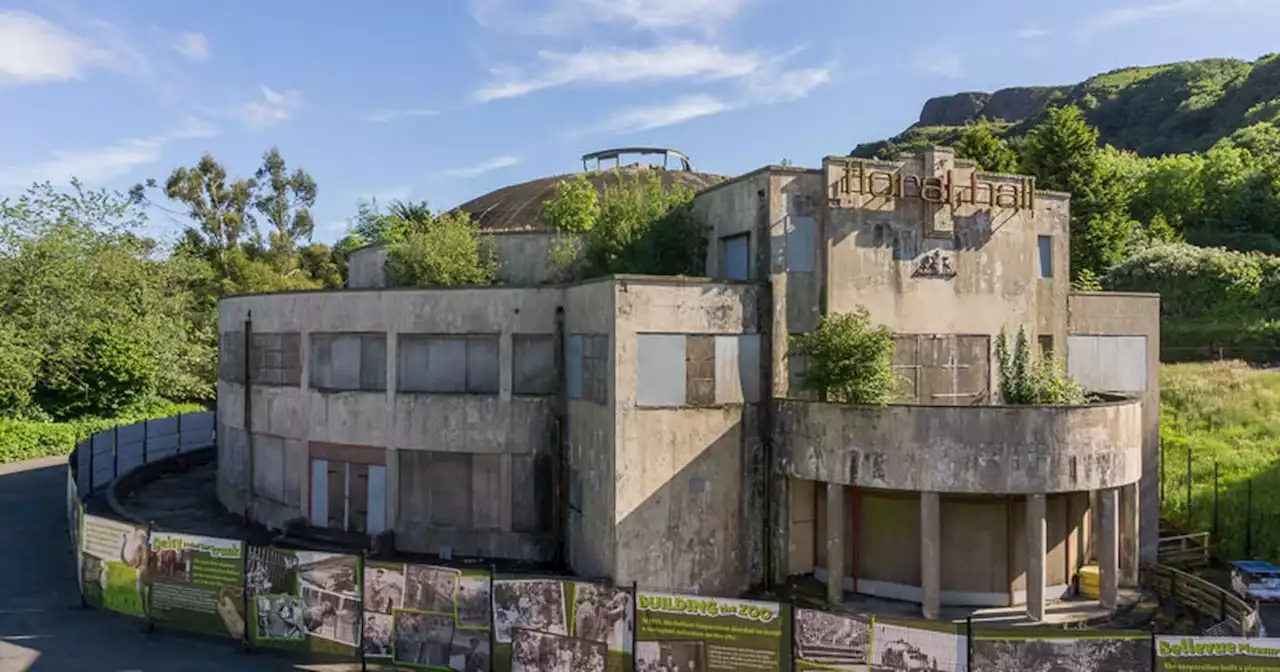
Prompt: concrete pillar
<box><xmin>921</xmin><ymin>491</ymin><xmax>941</xmax><ymax>620</ymax></box>
<box><xmin>1026</xmin><ymin>494</ymin><xmax>1047</xmax><ymax>621</ymax></box>
<box><xmin>384</xmin><ymin>330</ymin><xmax>399</xmax><ymax>531</ymax></box>
<box><xmin>1099</xmin><ymin>488</ymin><xmax>1120</xmax><ymax>609</ymax></box>
<box><xmin>825</xmin><ymin>483</ymin><xmax>845</xmax><ymax>605</ymax></box>
<box><xmin>1120</xmin><ymin>482</ymin><xmax>1140</xmax><ymax>588</ymax></box>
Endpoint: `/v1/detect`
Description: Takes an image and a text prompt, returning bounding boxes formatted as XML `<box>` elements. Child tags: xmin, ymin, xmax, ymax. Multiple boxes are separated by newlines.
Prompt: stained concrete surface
<box><xmin>0</xmin><ymin>456</ymin><xmax>326</xmax><ymax>671</ymax></box>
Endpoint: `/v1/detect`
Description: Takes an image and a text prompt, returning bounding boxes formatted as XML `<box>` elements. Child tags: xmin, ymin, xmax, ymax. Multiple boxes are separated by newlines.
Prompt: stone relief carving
<box><xmin>915</xmin><ymin>249</ymin><xmax>956</xmax><ymax>278</ymax></box>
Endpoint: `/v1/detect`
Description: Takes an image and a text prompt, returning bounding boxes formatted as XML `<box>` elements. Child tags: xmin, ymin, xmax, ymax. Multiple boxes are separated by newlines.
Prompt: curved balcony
<box><xmin>775</xmin><ymin>395</ymin><xmax>1143</xmax><ymax>494</ymax></box>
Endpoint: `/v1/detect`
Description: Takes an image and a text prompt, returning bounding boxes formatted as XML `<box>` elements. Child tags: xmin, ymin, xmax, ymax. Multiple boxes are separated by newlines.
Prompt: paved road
<box><xmin>0</xmin><ymin>457</ymin><xmax>322</xmax><ymax>671</ymax></box>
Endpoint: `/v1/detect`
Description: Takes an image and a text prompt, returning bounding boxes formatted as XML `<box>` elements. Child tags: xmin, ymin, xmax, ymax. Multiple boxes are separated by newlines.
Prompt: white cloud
<box><xmin>172</xmin><ymin>31</ymin><xmax>210</xmax><ymax>62</ymax></box>
<box><xmin>234</xmin><ymin>86</ymin><xmax>303</xmax><ymax>130</ymax></box>
<box><xmin>744</xmin><ymin>65</ymin><xmax>831</xmax><ymax>105</ymax></box>
<box><xmin>473</xmin><ymin>42</ymin><xmax>760</xmax><ymax>102</ymax></box>
<box><xmin>362</xmin><ymin>108</ymin><xmax>439</xmax><ymax>123</ymax></box>
<box><xmin>470</xmin><ymin>0</ymin><xmax>745</xmax><ymax>35</ymax></box>
<box><xmin>1084</xmin><ymin>0</ymin><xmax>1205</xmax><ymax>32</ymax></box>
<box><xmin>0</xmin><ymin>118</ymin><xmax>219</xmax><ymax>188</ymax></box>
<box><xmin>1016</xmin><ymin>25</ymin><xmax>1049</xmax><ymax>39</ymax></box>
<box><xmin>0</xmin><ymin>10</ymin><xmax>115</xmax><ymax>85</ymax></box>
<box><xmin>913</xmin><ymin>49</ymin><xmax>964</xmax><ymax>78</ymax></box>
<box><xmin>437</xmin><ymin>156</ymin><xmax>521</xmax><ymax>179</ymax></box>
<box><xmin>585</xmin><ymin>94</ymin><xmax>730</xmax><ymax>135</ymax></box>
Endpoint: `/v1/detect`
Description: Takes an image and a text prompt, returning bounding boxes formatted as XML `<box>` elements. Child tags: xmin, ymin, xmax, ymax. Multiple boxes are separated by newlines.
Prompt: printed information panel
<box><xmin>246</xmin><ymin>546</ymin><xmax>361</xmax><ymax>659</ymax></box>
<box><xmin>80</xmin><ymin>514</ymin><xmax>149</xmax><ymax>617</ymax></box>
<box><xmin>972</xmin><ymin>627</ymin><xmax>1151</xmax><ymax>672</ymax></box>
<box><xmin>491</xmin><ymin>578</ymin><xmax>634</xmax><ymax>672</ymax></box>
<box><xmin>636</xmin><ymin>590</ymin><xmax>785</xmax><ymax>672</ymax></box>
<box><xmin>361</xmin><ymin>560</ymin><xmax>491</xmax><ymax>671</ymax></box>
<box><xmin>146</xmin><ymin>532</ymin><xmax>246</xmax><ymax>639</ymax></box>
<box><xmin>1157</xmin><ymin>636</ymin><xmax>1280</xmax><ymax>671</ymax></box>
<box><xmin>793</xmin><ymin>607</ymin><xmax>870</xmax><ymax>671</ymax></box>
<box><xmin>869</xmin><ymin>616</ymin><xmax>967</xmax><ymax>672</ymax></box>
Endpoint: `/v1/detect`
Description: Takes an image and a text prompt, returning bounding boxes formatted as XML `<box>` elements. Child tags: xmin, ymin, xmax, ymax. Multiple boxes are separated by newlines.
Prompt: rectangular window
<box><xmin>720</xmin><ymin>233</ymin><xmax>750</xmax><ymax>281</ymax></box>
<box><xmin>307</xmin><ymin>442</ymin><xmax>386</xmax><ymax>534</ymax></box>
<box><xmin>248</xmin><ymin>332</ymin><xmax>302</xmax><ymax>386</ymax></box>
<box><xmin>685</xmin><ymin>335</ymin><xmax>716</xmax><ymax>406</ymax></box>
<box><xmin>636</xmin><ymin>334</ymin><xmax>687</xmax><ymax>407</ymax></box>
<box><xmin>219</xmin><ymin>331</ymin><xmax>244</xmax><ymax>383</ymax></box>
<box><xmin>513</xmin><ymin>334</ymin><xmax>557</xmax><ymax>395</ymax></box>
<box><xmin>309</xmin><ymin>333</ymin><xmax>386</xmax><ymax>392</ymax></box>
<box><xmin>397</xmin><ymin>334</ymin><xmax>500</xmax><ymax>394</ymax></box>
<box><xmin>580</xmin><ymin>334</ymin><xmax>608</xmax><ymax>404</ymax></box>
<box><xmin>1037</xmin><ymin>235</ymin><xmax>1054</xmax><ymax>278</ymax></box>
<box><xmin>1038</xmin><ymin>335</ymin><xmax>1054</xmax><ymax>359</ymax></box>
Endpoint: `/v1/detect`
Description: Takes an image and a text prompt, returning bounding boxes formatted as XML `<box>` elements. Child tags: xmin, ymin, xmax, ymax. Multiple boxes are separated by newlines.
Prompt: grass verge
<box><xmin>0</xmin><ymin>398</ymin><xmax>209</xmax><ymax>464</ymax></box>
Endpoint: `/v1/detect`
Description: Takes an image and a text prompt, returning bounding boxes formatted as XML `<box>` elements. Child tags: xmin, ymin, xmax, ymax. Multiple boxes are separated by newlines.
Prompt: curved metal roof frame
<box><xmin>581</xmin><ymin>147</ymin><xmax>693</xmax><ymax>172</ymax></box>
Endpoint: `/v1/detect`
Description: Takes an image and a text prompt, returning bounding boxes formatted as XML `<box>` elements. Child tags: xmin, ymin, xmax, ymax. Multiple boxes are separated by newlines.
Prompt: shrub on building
<box><xmin>383</xmin><ymin>211</ymin><xmax>498</xmax><ymax>288</ymax></box>
<box><xmin>995</xmin><ymin>327</ymin><xmax>1086</xmax><ymax>405</ymax></box>
<box><xmin>790</xmin><ymin>309</ymin><xmax>899</xmax><ymax>405</ymax></box>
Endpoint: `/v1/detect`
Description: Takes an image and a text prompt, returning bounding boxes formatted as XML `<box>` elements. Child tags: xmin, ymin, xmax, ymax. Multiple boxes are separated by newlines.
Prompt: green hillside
<box><xmin>853</xmin><ymin>54</ymin><xmax>1280</xmax><ymax>159</ymax></box>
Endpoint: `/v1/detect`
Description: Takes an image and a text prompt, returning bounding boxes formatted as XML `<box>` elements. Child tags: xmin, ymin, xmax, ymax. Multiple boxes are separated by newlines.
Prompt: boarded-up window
<box><xmin>720</xmin><ymin>233</ymin><xmax>750</xmax><ymax>281</ymax></box>
<box><xmin>219</xmin><ymin>331</ymin><xmax>244</xmax><ymax>383</ymax></box>
<box><xmin>714</xmin><ymin>334</ymin><xmax>762</xmax><ymax>404</ymax></box>
<box><xmin>511</xmin><ymin>453</ymin><xmax>553</xmax><ymax>534</ymax></box>
<box><xmin>636</xmin><ymin>334</ymin><xmax>686</xmax><ymax>406</ymax></box>
<box><xmin>566</xmin><ymin>335</ymin><xmax>583</xmax><ymax>399</ymax></box>
<box><xmin>248</xmin><ymin>332</ymin><xmax>302</xmax><ymax>386</ymax></box>
<box><xmin>398</xmin><ymin>334</ymin><xmax>500</xmax><ymax>394</ymax></box>
<box><xmin>1038</xmin><ymin>235</ymin><xmax>1054</xmax><ymax>278</ymax></box>
<box><xmin>1067</xmin><ymin>335</ymin><xmax>1148</xmax><ymax>392</ymax></box>
<box><xmin>892</xmin><ymin>334</ymin><xmax>990</xmax><ymax>405</ymax></box>
<box><xmin>685</xmin><ymin>335</ymin><xmax>716</xmax><ymax>405</ymax></box>
<box><xmin>1038</xmin><ymin>335</ymin><xmax>1054</xmax><ymax>359</ymax></box>
<box><xmin>514</xmin><ymin>334</ymin><xmax>556</xmax><ymax>395</ymax></box>
<box><xmin>786</xmin><ymin>216</ymin><xmax>816</xmax><ymax>273</ymax></box>
<box><xmin>310</xmin><ymin>333</ymin><xmax>387</xmax><ymax>392</ymax></box>
<box><xmin>570</xmin><ymin>334</ymin><xmax>608</xmax><ymax>404</ymax></box>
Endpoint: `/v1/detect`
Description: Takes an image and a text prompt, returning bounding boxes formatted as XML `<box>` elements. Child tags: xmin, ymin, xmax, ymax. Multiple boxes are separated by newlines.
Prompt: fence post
<box><xmin>1220</xmin><ymin>590</ymin><xmax>1227</xmax><ymax>622</ymax></box>
<box><xmin>176</xmin><ymin>413</ymin><xmax>183</xmax><ymax>454</ymax></box>
<box><xmin>142</xmin><ymin>418</ymin><xmax>149</xmax><ymax>465</ymax></box>
<box><xmin>359</xmin><ymin>549</ymin><xmax>368</xmax><ymax>672</ymax></box>
<box><xmin>241</xmin><ymin>540</ymin><xmax>252</xmax><ymax>653</ymax></box>
<box><xmin>1186</xmin><ymin>446</ymin><xmax>1193</xmax><ymax>528</ymax></box>
<box><xmin>113</xmin><ymin>423</ymin><xmax>120</xmax><ymax>482</ymax></box>
<box><xmin>1213</xmin><ymin>462</ymin><xmax>1220</xmax><ymax>543</ymax></box>
<box><xmin>490</xmin><ymin>563</ymin><xmax>499</xmax><ymax>672</ymax></box>
<box><xmin>1246</xmin><ymin>479</ymin><xmax>1254</xmax><ymax>558</ymax></box>
<box><xmin>1160</xmin><ymin>438</ymin><xmax>1165</xmax><ymax>505</ymax></box>
<box><xmin>632</xmin><ymin>580</ymin><xmax>640</xmax><ymax>671</ymax></box>
<box><xmin>145</xmin><ymin>520</ymin><xmax>156</xmax><ymax>633</ymax></box>
<box><xmin>1149</xmin><ymin>623</ymin><xmax>1157</xmax><ymax>671</ymax></box>
<box><xmin>87</xmin><ymin>432</ymin><xmax>95</xmax><ymax>494</ymax></box>
<box><xmin>965</xmin><ymin>615</ymin><xmax>973</xmax><ymax>671</ymax></box>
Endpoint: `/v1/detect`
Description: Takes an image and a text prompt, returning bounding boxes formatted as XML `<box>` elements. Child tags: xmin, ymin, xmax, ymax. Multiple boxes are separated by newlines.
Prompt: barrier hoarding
<box><xmin>80</xmin><ymin>514</ymin><xmax>149</xmax><ymax>617</ymax></box>
<box><xmin>971</xmin><ymin>627</ymin><xmax>1152</xmax><ymax>672</ymax></box>
<box><xmin>362</xmin><ymin>559</ymin><xmax>492</xmax><ymax>671</ymax></box>
<box><xmin>870</xmin><ymin>616</ymin><xmax>967</xmax><ymax>672</ymax></box>
<box><xmin>1156</xmin><ymin>636</ymin><xmax>1280</xmax><ymax>670</ymax></box>
<box><xmin>793</xmin><ymin>607</ymin><xmax>871</xmax><ymax>670</ymax></box>
<box><xmin>491</xmin><ymin>578</ymin><xmax>634</xmax><ymax>672</ymax></box>
<box><xmin>635</xmin><ymin>590</ymin><xmax>786</xmax><ymax>672</ymax></box>
<box><xmin>146</xmin><ymin>532</ymin><xmax>246</xmax><ymax>639</ymax></box>
<box><xmin>246</xmin><ymin>545</ymin><xmax>361</xmax><ymax>658</ymax></box>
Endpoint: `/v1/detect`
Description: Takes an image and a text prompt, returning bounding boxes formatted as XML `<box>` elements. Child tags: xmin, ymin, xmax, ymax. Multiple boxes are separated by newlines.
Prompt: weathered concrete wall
<box><xmin>217</xmin><ymin>287</ymin><xmax>563</xmax><ymax>560</ymax></box>
<box><xmin>1068</xmin><ymin>291</ymin><xmax>1161</xmax><ymax>563</ymax></box>
<box><xmin>696</xmin><ymin>170</ymin><xmax>770</xmax><ymax>281</ymax></box>
<box><xmin>776</xmin><ymin>397</ymin><xmax>1144</xmax><ymax>494</ymax></box>
<box><xmin>564</xmin><ymin>278</ymin><xmax>617</xmax><ymax>579</ymax></box>
<box><xmin>612</xmin><ymin>277</ymin><xmax>765</xmax><ymax>595</ymax></box>
<box><xmin>344</xmin><ymin>232</ymin><xmax>572</xmax><ymax>289</ymax></box>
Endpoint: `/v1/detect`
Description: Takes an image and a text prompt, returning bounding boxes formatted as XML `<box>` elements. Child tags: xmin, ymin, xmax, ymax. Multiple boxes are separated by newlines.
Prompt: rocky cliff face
<box><xmin>918</xmin><ymin>92</ymin><xmax>990</xmax><ymax>126</ymax></box>
<box><xmin>918</xmin><ymin>86</ymin><xmax>1069</xmax><ymax>126</ymax></box>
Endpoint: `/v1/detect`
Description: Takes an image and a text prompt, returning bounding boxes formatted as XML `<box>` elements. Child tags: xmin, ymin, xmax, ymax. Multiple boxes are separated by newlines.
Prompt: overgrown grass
<box><xmin>0</xmin><ymin>397</ymin><xmax>209</xmax><ymax>464</ymax></box>
<box><xmin>1159</xmin><ymin>361</ymin><xmax>1280</xmax><ymax>561</ymax></box>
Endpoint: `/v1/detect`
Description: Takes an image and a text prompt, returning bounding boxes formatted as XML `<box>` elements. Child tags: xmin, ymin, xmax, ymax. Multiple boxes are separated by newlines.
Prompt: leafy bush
<box><xmin>0</xmin><ymin>398</ymin><xmax>209</xmax><ymax>463</ymax></box>
<box><xmin>384</xmin><ymin>212</ymin><xmax>498</xmax><ymax>287</ymax></box>
<box><xmin>994</xmin><ymin>327</ymin><xmax>1085</xmax><ymax>405</ymax></box>
<box><xmin>789</xmin><ymin>309</ymin><xmax>898</xmax><ymax>405</ymax></box>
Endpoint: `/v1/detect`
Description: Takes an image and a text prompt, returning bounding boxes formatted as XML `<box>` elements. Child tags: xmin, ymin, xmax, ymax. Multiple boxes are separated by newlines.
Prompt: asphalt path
<box><xmin>0</xmin><ymin>457</ymin><xmax>319</xmax><ymax>671</ymax></box>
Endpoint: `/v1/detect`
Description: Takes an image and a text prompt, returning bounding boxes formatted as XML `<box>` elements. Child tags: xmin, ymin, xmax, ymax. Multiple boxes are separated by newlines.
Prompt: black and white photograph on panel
<box><xmin>364</xmin><ymin>563</ymin><xmax>406</xmax><ymax>615</ymax></box>
<box><xmin>246</xmin><ymin>546</ymin><xmax>298</xmax><ymax>596</ymax></box>
<box><xmin>449</xmin><ymin>628</ymin><xmax>492</xmax><ymax>672</ymax></box>
<box><xmin>493</xmin><ymin>579</ymin><xmax>569</xmax><ymax>643</ymax></box>
<box><xmin>393</xmin><ymin>610</ymin><xmax>455</xmax><ymax>667</ymax></box>
<box><xmin>635</xmin><ymin>640</ymin><xmax>706</xmax><ymax>672</ymax></box>
<box><xmin>405</xmin><ymin>564</ymin><xmax>461</xmax><ymax>614</ymax></box>
<box><xmin>362</xmin><ymin>612</ymin><xmax>393</xmax><ymax>658</ymax></box>
<box><xmin>296</xmin><ymin>551</ymin><xmax>359</xmax><ymax>599</ymax></box>
<box><xmin>511</xmin><ymin>627</ymin><xmax>607</xmax><ymax>672</ymax></box>
<box><xmin>970</xmin><ymin>632</ymin><xmax>1150</xmax><ymax>672</ymax></box>
<box><xmin>871</xmin><ymin>620</ymin><xmax>966</xmax><ymax>672</ymax></box>
<box><xmin>255</xmin><ymin>595</ymin><xmax>305</xmax><ymax>641</ymax></box>
<box><xmin>300</xmin><ymin>585</ymin><xmax>359</xmax><ymax>646</ymax></box>
<box><xmin>454</xmin><ymin>574</ymin><xmax>491</xmax><ymax>629</ymax></box>
<box><xmin>572</xmin><ymin>582</ymin><xmax>633</xmax><ymax>651</ymax></box>
<box><xmin>793</xmin><ymin>607</ymin><xmax>871</xmax><ymax>670</ymax></box>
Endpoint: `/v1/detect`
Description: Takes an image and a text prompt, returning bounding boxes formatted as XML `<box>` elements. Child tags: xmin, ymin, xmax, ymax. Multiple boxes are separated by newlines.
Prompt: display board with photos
<box><xmin>146</xmin><ymin>532</ymin><xmax>247</xmax><ymax>639</ymax></box>
<box><xmin>245</xmin><ymin>545</ymin><xmax>362</xmax><ymax>657</ymax></box>
<box><xmin>1156</xmin><ymin>636</ymin><xmax>1280</xmax><ymax>671</ymax></box>
<box><xmin>868</xmin><ymin>615</ymin><xmax>967</xmax><ymax>672</ymax></box>
<box><xmin>80</xmin><ymin>514</ymin><xmax>150</xmax><ymax>617</ymax></box>
<box><xmin>492</xmin><ymin>577</ymin><xmax>635</xmax><ymax>672</ymax></box>
<box><xmin>635</xmin><ymin>590</ymin><xmax>786</xmax><ymax>672</ymax></box>
<box><xmin>360</xmin><ymin>559</ymin><xmax>492</xmax><ymax>671</ymax></box>
<box><xmin>971</xmin><ymin>626</ymin><xmax>1152</xmax><ymax>672</ymax></box>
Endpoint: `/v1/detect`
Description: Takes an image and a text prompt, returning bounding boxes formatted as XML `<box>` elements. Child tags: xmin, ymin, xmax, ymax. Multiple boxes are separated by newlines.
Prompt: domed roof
<box><xmin>454</xmin><ymin>148</ymin><xmax>725</xmax><ymax>231</ymax></box>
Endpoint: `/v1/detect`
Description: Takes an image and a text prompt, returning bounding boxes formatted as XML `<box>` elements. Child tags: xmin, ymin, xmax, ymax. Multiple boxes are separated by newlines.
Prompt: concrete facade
<box><xmin>348</xmin><ymin>231</ymin><xmax>572</xmax><ymax>289</ymax></box>
<box><xmin>216</xmin><ymin>147</ymin><xmax>1158</xmax><ymax>620</ymax></box>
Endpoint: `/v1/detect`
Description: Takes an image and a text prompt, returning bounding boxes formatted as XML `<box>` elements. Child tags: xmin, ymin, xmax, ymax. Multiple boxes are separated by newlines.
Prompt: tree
<box><xmin>954</xmin><ymin>120</ymin><xmax>1019</xmax><ymax>172</ymax></box>
<box><xmin>165</xmin><ymin>153</ymin><xmax>258</xmax><ymax>272</ymax></box>
<box><xmin>789</xmin><ymin>309</ymin><xmax>898</xmax><ymax>405</ymax></box>
<box><xmin>253</xmin><ymin>147</ymin><xmax>317</xmax><ymax>256</ymax></box>
<box><xmin>383</xmin><ymin>211</ymin><xmax>497</xmax><ymax>287</ymax></box>
<box><xmin>995</xmin><ymin>327</ymin><xmax>1085</xmax><ymax>405</ymax></box>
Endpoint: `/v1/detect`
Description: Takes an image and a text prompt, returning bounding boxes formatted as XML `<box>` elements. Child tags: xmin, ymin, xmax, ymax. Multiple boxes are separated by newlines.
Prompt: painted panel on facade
<box><xmin>1067</xmin><ymin>335</ymin><xmax>1149</xmax><ymax>392</ymax></box>
<box><xmin>786</xmin><ymin>215</ymin><xmax>817</xmax><ymax>273</ymax></box>
<box><xmin>367</xmin><ymin>464</ymin><xmax>387</xmax><ymax>535</ymax></box>
<box><xmin>636</xmin><ymin>334</ymin><xmax>687</xmax><ymax>407</ymax></box>
<box><xmin>566</xmin><ymin>335</ymin><xmax>584</xmax><ymax>400</ymax></box>
<box><xmin>714</xmin><ymin>334</ymin><xmax>762</xmax><ymax>404</ymax></box>
<box><xmin>513</xmin><ymin>334</ymin><xmax>556</xmax><ymax>395</ymax></box>
<box><xmin>721</xmin><ymin>233</ymin><xmax>750</xmax><ymax>281</ymax></box>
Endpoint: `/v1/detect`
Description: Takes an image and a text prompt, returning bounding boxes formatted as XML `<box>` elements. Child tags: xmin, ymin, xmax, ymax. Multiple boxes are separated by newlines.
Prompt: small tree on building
<box><xmin>790</xmin><ymin>308</ymin><xmax>898</xmax><ymax>405</ymax></box>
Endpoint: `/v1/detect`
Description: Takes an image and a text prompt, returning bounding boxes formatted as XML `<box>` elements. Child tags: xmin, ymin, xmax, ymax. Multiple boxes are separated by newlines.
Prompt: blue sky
<box><xmin>2</xmin><ymin>0</ymin><xmax>1278</xmax><ymax>246</ymax></box>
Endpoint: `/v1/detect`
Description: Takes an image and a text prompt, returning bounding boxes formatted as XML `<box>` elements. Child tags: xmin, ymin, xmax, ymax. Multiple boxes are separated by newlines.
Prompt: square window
<box><xmin>1037</xmin><ymin>235</ymin><xmax>1053</xmax><ymax>278</ymax></box>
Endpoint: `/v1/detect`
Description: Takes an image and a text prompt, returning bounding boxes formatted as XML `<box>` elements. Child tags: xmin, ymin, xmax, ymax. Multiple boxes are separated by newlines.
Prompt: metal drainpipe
<box><xmin>243</xmin><ymin>314</ymin><xmax>254</xmax><ymax>524</ymax></box>
<box><xmin>553</xmin><ymin>306</ymin><xmax>568</xmax><ymax>569</ymax></box>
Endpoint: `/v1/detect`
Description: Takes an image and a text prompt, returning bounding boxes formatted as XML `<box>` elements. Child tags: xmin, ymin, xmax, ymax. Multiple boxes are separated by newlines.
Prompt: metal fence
<box><xmin>72</xmin><ymin>411</ymin><xmax>215</xmax><ymax>496</ymax></box>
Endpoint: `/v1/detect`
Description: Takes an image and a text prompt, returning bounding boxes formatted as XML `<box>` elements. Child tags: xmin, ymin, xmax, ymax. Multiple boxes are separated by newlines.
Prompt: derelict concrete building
<box><xmin>215</xmin><ymin>146</ymin><xmax>1158</xmax><ymax>621</ymax></box>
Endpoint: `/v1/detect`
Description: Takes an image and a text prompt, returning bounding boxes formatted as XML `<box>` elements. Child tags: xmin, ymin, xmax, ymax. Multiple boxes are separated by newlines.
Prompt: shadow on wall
<box><xmin>0</xmin><ymin>460</ymin><xmax>297</xmax><ymax>672</ymax></box>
